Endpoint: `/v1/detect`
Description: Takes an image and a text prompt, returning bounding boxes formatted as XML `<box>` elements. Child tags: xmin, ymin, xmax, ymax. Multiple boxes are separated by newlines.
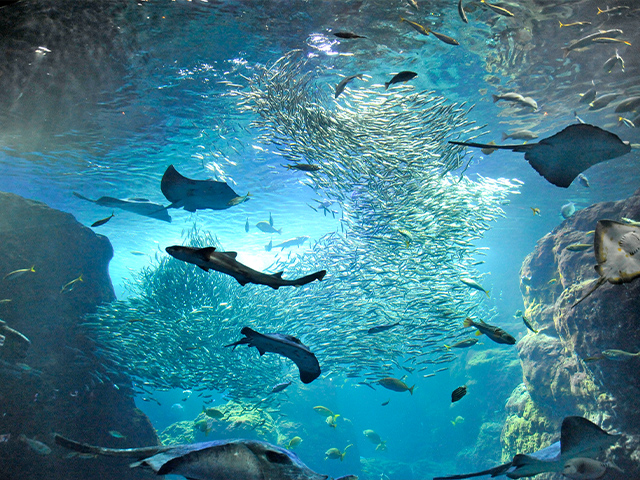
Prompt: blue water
<box><xmin>1</xmin><ymin>1</ymin><xmax>638</xmax><ymax>479</ymax></box>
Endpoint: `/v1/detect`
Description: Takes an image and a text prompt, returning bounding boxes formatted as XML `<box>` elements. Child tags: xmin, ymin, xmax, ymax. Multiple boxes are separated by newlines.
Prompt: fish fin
<box><xmin>475</xmin><ymin>331</ymin><xmax>483</xmax><ymax>337</ymax></box>
<box><xmin>196</xmin><ymin>247</ymin><xmax>216</xmax><ymax>257</ymax></box>
<box><xmin>463</xmin><ymin>317</ymin><xmax>474</xmax><ymax>328</ymax></box>
<box><xmin>272</xmin><ymin>271</ymin><xmax>284</xmax><ymax>279</ymax></box>
<box><xmin>444</xmin><ymin>344</ymin><xmax>451</xmax><ymax>350</ymax></box>
<box><xmin>236</xmin><ymin>278</ymin><xmax>249</xmax><ymax>286</ymax></box>
<box><xmin>198</xmin><ymin>266</ymin><xmax>210</xmax><ymax>272</ymax></box>
<box><xmin>409</xmin><ymin>385</ymin><xmax>415</xmax><ymax>395</ymax></box>
<box><xmin>484</xmin><ymin>289</ymin><xmax>490</xmax><ymax>297</ymax></box>
<box><xmin>221</xmin><ymin>251</ymin><xmax>238</xmax><ymax>259</ymax></box>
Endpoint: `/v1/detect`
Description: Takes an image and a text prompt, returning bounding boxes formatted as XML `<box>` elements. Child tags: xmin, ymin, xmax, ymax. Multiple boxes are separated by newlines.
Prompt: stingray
<box><xmin>449</xmin><ymin>124</ymin><xmax>632</xmax><ymax>188</ymax></box>
<box><xmin>53</xmin><ymin>435</ymin><xmax>356</xmax><ymax>480</ymax></box>
<box><xmin>572</xmin><ymin>219</ymin><xmax>640</xmax><ymax>307</ymax></box>
<box><xmin>73</xmin><ymin>192</ymin><xmax>171</xmax><ymax>222</ymax></box>
<box><xmin>433</xmin><ymin>416</ymin><xmax>620</xmax><ymax>479</ymax></box>
<box><xmin>161</xmin><ymin>164</ymin><xmax>240</xmax><ymax>212</ymax></box>
<box><xmin>225</xmin><ymin>327</ymin><xmax>321</xmax><ymax>384</ymax></box>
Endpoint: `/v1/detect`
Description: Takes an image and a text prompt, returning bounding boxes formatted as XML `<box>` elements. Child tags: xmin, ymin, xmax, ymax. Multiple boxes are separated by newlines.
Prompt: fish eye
<box><xmin>265</xmin><ymin>449</ymin><xmax>292</xmax><ymax>464</ymax></box>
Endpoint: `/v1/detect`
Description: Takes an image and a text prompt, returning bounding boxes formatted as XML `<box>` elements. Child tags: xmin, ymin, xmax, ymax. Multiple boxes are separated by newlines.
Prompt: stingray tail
<box><xmin>72</xmin><ymin>192</ymin><xmax>94</xmax><ymax>203</ymax></box>
<box><xmin>448</xmin><ymin>140</ymin><xmax>529</xmax><ymax>152</ymax></box>
<box><xmin>571</xmin><ymin>277</ymin><xmax>606</xmax><ymax>308</ymax></box>
<box><xmin>54</xmin><ymin>434</ymin><xmax>168</xmax><ymax>458</ymax></box>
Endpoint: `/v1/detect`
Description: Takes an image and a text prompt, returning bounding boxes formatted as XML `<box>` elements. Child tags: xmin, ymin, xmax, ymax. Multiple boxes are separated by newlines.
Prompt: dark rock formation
<box><xmin>502</xmin><ymin>187</ymin><xmax>640</xmax><ymax>478</ymax></box>
<box><xmin>0</xmin><ymin>192</ymin><xmax>158</xmax><ymax>480</ymax></box>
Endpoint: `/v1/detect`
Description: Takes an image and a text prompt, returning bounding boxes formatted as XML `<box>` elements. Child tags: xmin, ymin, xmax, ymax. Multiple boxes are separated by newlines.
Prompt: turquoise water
<box><xmin>1</xmin><ymin>1</ymin><xmax>638</xmax><ymax>479</ymax></box>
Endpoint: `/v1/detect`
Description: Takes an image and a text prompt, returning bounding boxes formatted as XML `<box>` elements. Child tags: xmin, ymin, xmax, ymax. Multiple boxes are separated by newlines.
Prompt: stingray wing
<box><xmin>559</xmin><ymin>416</ymin><xmax>621</xmax><ymax>459</ymax></box>
<box><xmin>524</xmin><ymin>124</ymin><xmax>631</xmax><ymax>188</ymax></box>
<box><xmin>161</xmin><ymin>165</ymin><xmax>239</xmax><ymax>211</ymax></box>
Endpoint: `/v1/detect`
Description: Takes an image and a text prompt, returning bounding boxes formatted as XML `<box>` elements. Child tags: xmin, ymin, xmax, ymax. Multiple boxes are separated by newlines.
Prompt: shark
<box><xmin>449</xmin><ymin>124</ymin><xmax>632</xmax><ymax>188</ymax></box>
<box><xmin>226</xmin><ymin>326</ymin><xmax>321</xmax><ymax>384</ymax></box>
<box><xmin>433</xmin><ymin>416</ymin><xmax>621</xmax><ymax>479</ymax></box>
<box><xmin>54</xmin><ymin>435</ymin><xmax>356</xmax><ymax>480</ymax></box>
<box><xmin>73</xmin><ymin>192</ymin><xmax>171</xmax><ymax>222</ymax></box>
<box><xmin>165</xmin><ymin>245</ymin><xmax>326</xmax><ymax>289</ymax></box>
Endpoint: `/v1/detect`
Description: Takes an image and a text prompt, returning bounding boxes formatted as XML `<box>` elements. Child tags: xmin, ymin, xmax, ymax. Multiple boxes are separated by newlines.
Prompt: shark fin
<box><xmin>221</xmin><ymin>251</ymin><xmax>238</xmax><ymax>259</ymax></box>
<box><xmin>272</xmin><ymin>271</ymin><xmax>284</xmax><ymax>278</ymax></box>
<box><xmin>198</xmin><ymin>266</ymin><xmax>210</xmax><ymax>272</ymax></box>
<box><xmin>196</xmin><ymin>247</ymin><xmax>216</xmax><ymax>257</ymax></box>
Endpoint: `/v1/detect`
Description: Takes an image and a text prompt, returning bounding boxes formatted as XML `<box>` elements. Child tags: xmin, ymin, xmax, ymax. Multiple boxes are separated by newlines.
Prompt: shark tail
<box><xmin>294</xmin><ymin>269</ymin><xmax>327</xmax><ymax>286</ymax></box>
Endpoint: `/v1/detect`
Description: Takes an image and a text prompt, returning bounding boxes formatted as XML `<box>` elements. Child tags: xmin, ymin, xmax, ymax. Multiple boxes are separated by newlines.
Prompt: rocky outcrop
<box><xmin>0</xmin><ymin>192</ymin><xmax>158</xmax><ymax>480</ymax></box>
<box><xmin>502</xmin><ymin>187</ymin><xmax>640</xmax><ymax>478</ymax></box>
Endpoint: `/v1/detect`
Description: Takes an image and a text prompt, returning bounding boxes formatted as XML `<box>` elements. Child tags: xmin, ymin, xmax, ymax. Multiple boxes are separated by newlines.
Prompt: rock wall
<box><xmin>502</xmin><ymin>187</ymin><xmax>640</xmax><ymax>479</ymax></box>
<box><xmin>0</xmin><ymin>192</ymin><xmax>158</xmax><ymax>480</ymax></box>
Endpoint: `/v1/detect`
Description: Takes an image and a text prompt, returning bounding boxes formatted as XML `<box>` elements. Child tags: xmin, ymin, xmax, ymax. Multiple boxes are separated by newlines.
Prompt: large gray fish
<box><xmin>463</xmin><ymin>317</ymin><xmax>515</xmax><ymax>345</ymax></box>
<box><xmin>166</xmin><ymin>245</ymin><xmax>326</xmax><ymax>289</ymax></box>
<box><xmin>54</xmin><ymin>434</ymin><xmax>354</xmax><ymax>480</ymax></box>
<box><xmin>434</xmin><ymin>416</ymin><xmax>620</xmax><ymax>479</ymax></box>
<box><xmin>225</xmin><ymin>327</ymin><xmax>321</xmax><ymax>384</ymax></box>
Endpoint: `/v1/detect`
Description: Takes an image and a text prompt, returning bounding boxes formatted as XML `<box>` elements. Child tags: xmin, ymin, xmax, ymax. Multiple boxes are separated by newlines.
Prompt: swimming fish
<box><xmin>226</xmin><ymin>327</ymin><xmax>321</xmax><ymax>384</ymax></box>
<box><xmin>602</xmin><ymin>49</ymin><xmax>624</xmax><ymax>73</ymax></box>
<box><xmin>521</xmin><ymin>315</ymin><xmax>538</xmax><ymax>334</ymax></box>
<box><xmin>457</xmin><ymin>0</ymin><xmax>468</xmax><ymax>23</ymax></box>
<box><xmin>287</xmin><ymin>436</ymin><xmax>302</xmax><ymax>449</ymax></box>
<box><xmin>91</xmin><ymin>212</ymin><xmax>114</xmax><ymax>227</ymax></box>
<box><xmin>313</xmin><ymin>406</ymin><xmax>334</xmax><ymax>417</ymax></box>
<box><xmin>326</xmin><ymin>414</ymin><xmax>340</xmax><ymax>429</ymax></box>
<box><xmin>376</xmin><ymin>377</ymin><xmax>415</xmax><ymax>394</ymax></box>
<box><xmin>270</xmin><ymin>381</ymin><xmax>292</xmax><ymax>393</ymax></box>
<box><xmin>400</xmin><ymin>17</ymin><xmax>459</xmax><ymax>45</ymax></box>
<box><xmin>384</xmin><ymin>71</ymin><xmax>417</xmax><ymax>90</ymax></box>
<box><xmin>601</xmin><ymin>349</ymin><xmax>640</xmax><ymax>361</ymax></box>
<box><xmin>463</xmin><ymin>317</ymin><xmax>516</xmax><ymax>345</ymax></box>
<box><xmin>366</xmin><ymin>322</ymin><xmax>401</xmax><ymax>334</ymax></box>
<box><xmin>559</xmin><ymin>21</ymin><xmax>592</xmax><ymax>28</ymax></box>
<box><xmin>73</xmin><ymin>192</ymin><xmax>171</xmax><ymax>222</ymax></box>
<box><xmin>284</xmin><ymin>163</ymin><xmax>321</xmax><ymax>171</ymax></box>
<box><xmin>577</xmin><ymin>174</ymin><xmax>590</xmax><ymax>187</ymax></box>
<box><xmin>531</xmin><ymin>207</ymin><xmax>541</xmax><ymax>215</ymax></box>
<box><xmin>245</xmin><ymin>218</ymin><xmax>250</xmax><ymax>232</ymax></box>
<box><xmin>451</xmin><ymin>385</ymin><xmax>467</xmax><ymax>403</ymax></box>
<box><xmin>460</xmin><ymin>277</ymin><xmax>490</xmax><ymax>297</ymax></box>
<box><xmin>492</xmin><ymin>92</ymin><xmax>537</xmax><ymax>111</ymax></box>
<box><xmin>166</xmin><ymin>246</ymin><xmax>326</xmax><ymax>289</ymax></box>
<box><xmin>335</xmin><ymin>74</ymin><xmax>364</xmax><ymax>99</ymax></box>
<box><xmin>60</xmin><ymin>274</ymin><xmax>83</xmax><ymax>294</ymax></box>
<box><xmin>202</xmin><ymin>407</ymin><xmax>224</xmax><ymax>419</ymax></box>
<box><xmin>444</xmin><ymin>338</ymin><xmax>479</xmax><ymax>349</ymax></box>
<box><xmin>502</xmin><ymin>130</ymin><xmax>538</xmax><ymax>141</ymax></box>
<box><xmin>19</xmin><ymin>434</ymin><xmax>51</xmax><ymax>455</ymax></box>
<box><xmin>227</xmin><ymin>192</ymin><xmax>252</xmax><ymax>207</ymax></box>
<box><xmin>55</xmin><ymin>434</ymin><xmax>340</xmax><ymax>480</ymax></box>
<box><xmin>3</xmin><ymin>265</ymin><xmax>36</xmax><ymax>281</ymax></box>
<box><xmin>325</xmin><ymin>445</ymin><xmax>352</xmax><ymax>461</ymax></box>
<box><xmin>561</xmin><ymin>202</ymin><xmax>576</xmax><ymax>219</ymax></box>
<box><xmin>108</xmin><ymin>430</ymin><xmax>126</xmax><ymax>439</ymax></box>
<box><xmin>481</xmin><ymin>141</ymin><xmax>497</xmax><ymax>155</ymax></box>
<box><xmin>363</xmin><ymin>430</ymin><xmax>386</xmax><ymax>451</ymax></box>
<box><xmin>256</xmin><ymin>221</ymin><xmax>282</xmax><ymax>235</ymax></box>
<box><xmin>266</xmin><ymin>236</ymin><xmax>310</xmax><ymax>252</ymax></box>
<box><xmin>333</xmin><ymin>32</ymin><xmax>366</xmax><ymax>39</ymax></box>
<box><xmin>480</xmin><ymin>0</ymin><xmax>514</xmax><ymax>17</ymax></box>
<box><xmin>565</xmin><ymin>243</ymin><xmax>591</xmax><ymax>252</ymax></box>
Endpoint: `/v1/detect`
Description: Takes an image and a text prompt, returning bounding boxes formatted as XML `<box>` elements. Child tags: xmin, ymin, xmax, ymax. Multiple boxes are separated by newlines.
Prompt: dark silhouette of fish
<box><xmin>54</xmin><ymin>434</ymin><xmax>348</xmax><ymax>480</ymax></box>
<box><xmin>449</xmin><ymin>124</ymin><xmax>632</xmax><ymax>188</ymax></box>
<box><xmin>451</xmin><ymin>385</ymin><xmax>467</xmax><ymax>403</ymax></box>
<box><xmin>160</xmin><ymin>164</ymin><xmax>241</xmax><ymax>212</ymax></box>
<box><xmin>225</xmin><ymin>327</ymin><xmax>321</xmax><ymax>384</ymax></box>
<box><xmin>433</xmin><ymin>416</ymin><xmax>621</xmax><ymax>479</ymax></box>
<box><xmin>385</xmin><ymin>71</ymin><xmax>418</xmax><ymax>90</ymax></box>
<box><xmin>366</xmin><ymin>322</ymin><xmax>401</xmax><ymax>334</ymax></box>
<box><xmin>73</xmin><ymin>192</ymin><xmax>171</xmax><ymax>222</ymax></box>
<box><xmin>166</xmin><ymin>245</ymin><xmax>326</xmax><ymax>289</ymax></box>
<box><xmin>333</xmin><ymin>32</ymin><xmax>366</xmax><ymax>39</ymax></box>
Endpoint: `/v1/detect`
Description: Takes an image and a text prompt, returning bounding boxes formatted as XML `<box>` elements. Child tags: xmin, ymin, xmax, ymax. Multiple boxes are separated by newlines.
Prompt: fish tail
<box><xmin>277</xmin><ymin>228</ymin><xmax>283</xmax><ymax>235</ymax></box>
<box><xmin>491</xmin><ymin>94</ymin><xmax>499</xmax><ymax>103</ymax></box>
<box><xmin>484</xmin><ymin>289</ymin><xmax>490</xmax><ymax>297</ymax></box>
<box><xmin>30</xmin><ymin>265</ymin><xmax>36</xmax><ymax>272</ymax></box>
<box><xmin>558</xmin><ymin>21</ymin><xmax>564</xmax><ymax>27</ymax></box>
<box><xmin>463</xmin><ymin>317</ymin><xmax>474</xmax><ymax>328</ymax></box>
<box><xmin>408</xmin><ymin>385</ymin><xmax>415</xmax><ymax>395</ymax></box>
<box><xmin>384</xmin><ymin>81</ymin><xmax>390</xmax><ymax>90</ymax></box>
<box><xmin>571</xmin><ymin>277</ymin><xmax>605</xmax><ymax>309</ymax></box>
<box><xmin>597</xmin><ymin>7</ymin><xmax>603</xmax><ymax>14</ymax></box>
<box><xmin>562</xmin><ymin>47</ymin><xmax>571</xmax><ymax>58</ymax></box>
<box><xmin>444</xmin><ymin>344</ymin><xmax>451</xmax><ymax>350</ymax></box>
<box><xmin>501</xmin><ymin>132</ymin><xmax>508</xmax><ymax>141</ymax></box>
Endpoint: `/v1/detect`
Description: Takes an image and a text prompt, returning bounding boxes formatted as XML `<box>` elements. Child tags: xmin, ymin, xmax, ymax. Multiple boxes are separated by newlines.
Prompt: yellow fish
<box><xmin>61</xmin><ymin>274</ymin><xmax>83</xmax><ymax>293</ymax></box>
<box><xmin>3</xmin><ymin>265</ymin><xmax>35</xmax><ymax>281</ymax></box>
